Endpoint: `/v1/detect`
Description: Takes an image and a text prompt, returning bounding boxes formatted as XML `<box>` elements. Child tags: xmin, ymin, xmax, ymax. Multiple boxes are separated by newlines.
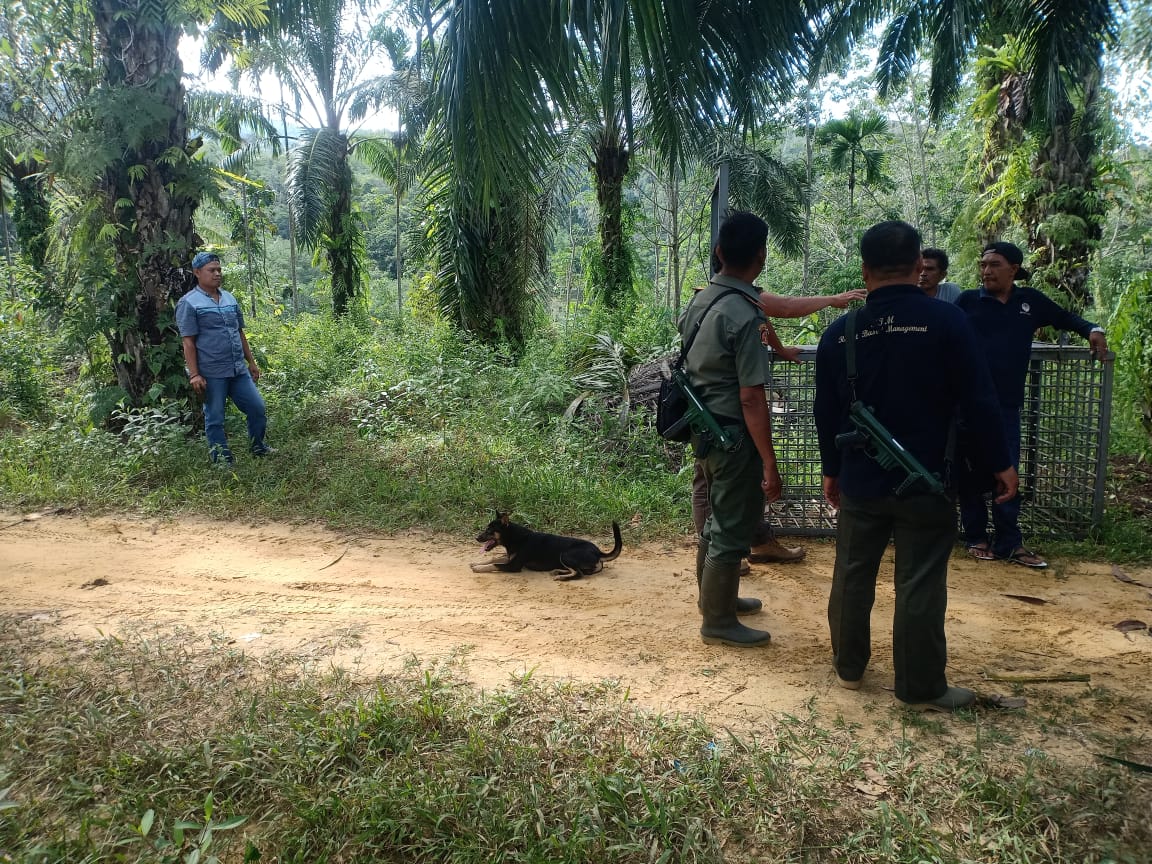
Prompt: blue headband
<box><xmin>191</xmin><ymin>251</ymin><xmax>220</xmax><ymax>269</ymax></box>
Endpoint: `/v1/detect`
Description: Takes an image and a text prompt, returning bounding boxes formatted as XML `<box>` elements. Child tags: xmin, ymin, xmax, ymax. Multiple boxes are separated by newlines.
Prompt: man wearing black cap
<box><xmin>955</xmin><ymin>242</ymin><xmax>1108</xmax><ymax>568</ymax></box>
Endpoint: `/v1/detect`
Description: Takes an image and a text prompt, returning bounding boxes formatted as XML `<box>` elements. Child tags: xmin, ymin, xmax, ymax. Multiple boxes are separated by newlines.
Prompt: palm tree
<box><xmin>427</xmin><ymin>0</ymin><xmax>816</xmax><ymax>329</ymax></box>
<box><xmin>212</xmin><ymin>0</ymin><xmax>406</xmax><ymax>315</ymax></box>
<box><xmin>873</xmin><ymin>0</ymin><xmax>1121</xmax><ymax>309</ymax></box>
<box><xmin>816</xmin><ymin>112</ymin><xmax>890</xmax><ymax>216</ymax></box>
<box><xmin>85</xmin><ymin>0</ymin><xmax>266</xmax><ymax>407</ymax></box>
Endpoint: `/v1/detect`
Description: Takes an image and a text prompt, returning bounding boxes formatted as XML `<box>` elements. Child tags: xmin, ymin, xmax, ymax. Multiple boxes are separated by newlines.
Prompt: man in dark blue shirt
<box><xmin>955</xmin><ymin>242</ymin><xmax>1108</xmax><ymax>568</ymax></box>
<box><xmin>815</xmin><ymin>221</ymin><xmax>1018</xmax><ymax>712</ymax></box>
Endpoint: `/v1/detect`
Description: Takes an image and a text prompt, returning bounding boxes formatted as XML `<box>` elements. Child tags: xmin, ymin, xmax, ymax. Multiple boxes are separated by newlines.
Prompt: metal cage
<box><xmin>765</xmin><ymin>344</ymin><xmax>1114</xmax><ymax>538</ymax></box>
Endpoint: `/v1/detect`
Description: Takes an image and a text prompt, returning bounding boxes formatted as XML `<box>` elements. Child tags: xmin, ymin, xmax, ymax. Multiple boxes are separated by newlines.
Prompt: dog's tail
<box><xmin>599</xmin><ymin>521</ymin><xmax>623</xmax><ymax>562</ymax></box>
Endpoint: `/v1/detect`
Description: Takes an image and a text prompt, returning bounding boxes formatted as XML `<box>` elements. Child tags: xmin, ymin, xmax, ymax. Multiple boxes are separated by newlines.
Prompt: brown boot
<box><xmin>747</xmin><ymin>538</ymin><xmax>805</xmax><ymax>564</ymax></box>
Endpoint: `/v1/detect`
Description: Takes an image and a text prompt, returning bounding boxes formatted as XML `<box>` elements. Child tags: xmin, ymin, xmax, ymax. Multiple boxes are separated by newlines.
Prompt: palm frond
<box><xmin>431</xmin><ymin>0</ymin><xmax>577</xmax><ymax>209</ymax></box>
<box><xmin>286</xmin><ymin>126</ymin><xmax>349</xmax><ymax>248</ymax></box>
<box><xmin>1022</xmin><ymin>0</ymin><xmax>1116</xmax><ymax>127</ymax></box>
<box><xmin>924</xmin><ymin>0</ymin><xmax>988</xmax><ymax>120</ymax></box>
<box><xmin>805</xmin><ymin>0</ymin><xmax>890</xmax><ymax>81</ymax></box>
<box><xmin>186</xmin><ymin>90</ymin><xmax>282</xmax><ymax>156</ymax></box>
<box><xmin>354</xmin><ymin>134</ymin><xmax>422</xmax><ymax>195</ymax></box>
<box><xmin>723</xmin><ymin>142</ymin><xmax>806</xmax><ymax>258</ymax></box>
<box><xmin>875</xmin><ymin>4</ymin><xmax>926</xmax><ymax>101</ymax></box>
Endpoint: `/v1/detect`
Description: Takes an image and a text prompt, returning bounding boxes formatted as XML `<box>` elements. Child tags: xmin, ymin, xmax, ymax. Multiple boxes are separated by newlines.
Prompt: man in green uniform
<box><xmin>680</xmin><ymin>212</ymin><xmax>781</xmax><ymax>648</ymax></box>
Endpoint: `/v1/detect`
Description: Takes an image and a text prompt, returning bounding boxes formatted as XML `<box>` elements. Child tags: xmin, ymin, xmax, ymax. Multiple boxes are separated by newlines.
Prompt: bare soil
<box><xmin>2</xmin><ymin>511</ymin><xmax>1150</xmax><ymax>738</ymax></box>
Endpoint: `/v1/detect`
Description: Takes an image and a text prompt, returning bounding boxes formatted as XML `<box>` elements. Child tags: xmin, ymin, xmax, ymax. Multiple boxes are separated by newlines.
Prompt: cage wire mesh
<box><xmin>765</xmin><ymin>344</ymin><xmax>1113</xmax><ymax>538</ymax></box>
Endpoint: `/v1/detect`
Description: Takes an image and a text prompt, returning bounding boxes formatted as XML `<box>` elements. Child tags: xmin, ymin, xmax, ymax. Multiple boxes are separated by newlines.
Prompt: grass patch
<box><xmin>2</xmin><ymin>621</ymin><xmax>1149</xmax><ymax>863</ymax></box>
<box><xmin>0</xmin><ymin>315</ymin><xmax>694</xmax><ymax>540</ymax></box>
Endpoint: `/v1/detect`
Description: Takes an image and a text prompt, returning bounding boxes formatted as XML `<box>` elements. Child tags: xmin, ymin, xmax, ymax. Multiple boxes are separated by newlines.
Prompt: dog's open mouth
<box><xmin>482</xmin><ymin>539</ymin><xmax>497</xmax><ymax>552</ymax></box>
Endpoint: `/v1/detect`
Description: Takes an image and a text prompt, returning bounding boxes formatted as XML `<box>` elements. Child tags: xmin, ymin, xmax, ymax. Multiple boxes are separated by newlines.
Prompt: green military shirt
<box><xmin>678</xmin><ymin>274</ymin><xmax>771</xmax><ymax>421</ymax></box>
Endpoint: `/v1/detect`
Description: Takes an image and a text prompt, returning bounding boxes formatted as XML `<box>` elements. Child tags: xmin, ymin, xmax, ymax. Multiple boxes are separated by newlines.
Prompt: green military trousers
<box><xmin>696</xmin><ymin>429</ymin><xmax>764</xmax><ymax>565</ymax></box>
<box><xmin>828</xmin><ymin>492</ymin><xmax>956</xmax><ymax>703</ymax></box>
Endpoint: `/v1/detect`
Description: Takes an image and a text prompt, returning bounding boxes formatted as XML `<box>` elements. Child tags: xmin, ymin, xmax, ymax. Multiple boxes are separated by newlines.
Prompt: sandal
<box><xmin>966</xmin><ymin>542</ymin><xmax>996</xmax><ymax>561</ymax></box>
<box><xmin>1004</xmin><ymin>548</ymin><xmax>1048</xmax><ymax>569</ymax></box>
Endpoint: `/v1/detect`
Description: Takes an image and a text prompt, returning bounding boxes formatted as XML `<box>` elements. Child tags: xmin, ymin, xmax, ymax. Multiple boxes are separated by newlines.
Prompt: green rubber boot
<box><xmin>699</xmin><ymin>557</ymin><xmax>772</xmax><ymax>647</ymax></box>
<box><xmin>697</xmin><ymin>539</ymin><xmax>762</xmax><ymax>615</ymax></box>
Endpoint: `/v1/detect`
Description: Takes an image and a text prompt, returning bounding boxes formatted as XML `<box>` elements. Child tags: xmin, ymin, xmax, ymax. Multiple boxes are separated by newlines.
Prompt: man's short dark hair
<box><xmin>716</xmin><ymin>211</ymin><xmax>769</xmax><ymax>270</ymax></box>
<box><xmin>922</xmin><ymin>247</ymin><xmax>949</xmax><ymax>272</ymax></box>
<box><xmin>860</xmin><ymin>220</ymin><xmax>921</xmax><ymax>275</ymax></box>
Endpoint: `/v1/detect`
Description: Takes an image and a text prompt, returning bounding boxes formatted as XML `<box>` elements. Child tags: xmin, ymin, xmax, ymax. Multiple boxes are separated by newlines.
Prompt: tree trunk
<box><xmin>1</xmin><ymin>190</ymin><xmax>13</xmax><ymax>300</ymax></box>
<box><xmin>669</xmin><ymin>171</ymin><xmax>681</xmax><ymax>315</ymax></box>
<box><xmin>8</xmin><ymin>156</ymin><xmax>51</xmax><ymax>272</ymax></box>
<box><xmin>395</xmin><ymin>178</ymin><xmax>403</xmax><ymax>319</ymax></box>
<box><xmin>278</xmin><ymin>91</ymin><xmax>299</xmax><ymax>315</ymax></box>
<box><xmin>803</xmin><ymin>120</ymin><xmax>813</xmax><ymax>293</ymax></box>
<box><xmin>326</xmin><ymin>134</ymin><xmax>361</xmax><ymax>316</ymax></box>
<box><xmin>1025</xmin><ymin>73</ymin><xmax>1105</xmax><ymax>312</ymax></box>
<box><xmin>242</xmin><ymin>183</ymin><xmax>255</xmax><ymax>319</ymax></box>
<box><xmin>94</xmin><ymin>0</ymin><xmax>200</xmax><ymax>409</ymax></box>
<box><xmin>591</xmin><ymin>130</ymin><xmax>632</xmax><ymax>311</ymax></box>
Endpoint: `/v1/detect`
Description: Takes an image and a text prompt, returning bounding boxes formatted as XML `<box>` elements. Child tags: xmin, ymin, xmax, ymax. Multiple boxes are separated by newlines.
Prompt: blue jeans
<box><xmin>202</xmin><ymin>373</ymin><xmax>267</xmax><ymax>463</ymax></box>
<box><xmin>959</xmin><ymin>405</ymin><xmax>1021</xmax><ymax>557</ymax></box>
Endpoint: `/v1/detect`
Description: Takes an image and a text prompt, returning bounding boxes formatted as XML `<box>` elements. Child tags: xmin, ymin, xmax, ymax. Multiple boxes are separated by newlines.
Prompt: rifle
<box><xmin>837</xmin><ymin>308</ymin><xmax>946</xmax><ymax>497</ymax></box>
<box><xmin>836</xmin><ymin>401</ymin><xmax>944</xmax><ymax>496</ymax></box>
<box><xmin>667</xmin><ymin>366</ymin><xmax>739</xmax><ymax>452</ymax></box>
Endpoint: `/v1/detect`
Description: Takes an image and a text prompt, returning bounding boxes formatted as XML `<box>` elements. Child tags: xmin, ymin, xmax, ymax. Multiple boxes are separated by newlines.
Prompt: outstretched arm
<box><xmin>759</xmin><ymin>289</ymin><xmax>866</xmax><ymax>319</ymax></box>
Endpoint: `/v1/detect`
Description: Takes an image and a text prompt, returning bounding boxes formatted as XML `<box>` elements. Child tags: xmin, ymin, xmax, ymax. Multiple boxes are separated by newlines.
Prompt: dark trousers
<box><xmin>696</xmin><ymin>431</ymin><xmax>763</xmax><ymax>564</ymax></box>
<box><xmin>691</xmin><ymin>460</ymin><xmax>773</xmax><ymax>543</ymax></box>
<box><xmin>828</xmin><ymin>492</ymin><xmax>956</xmax><ymax>703</ymax></box>
<box><xmin>959</xmin><ymin>405</ymin><xmax>1021</xmax><ymax>557</ymax></box>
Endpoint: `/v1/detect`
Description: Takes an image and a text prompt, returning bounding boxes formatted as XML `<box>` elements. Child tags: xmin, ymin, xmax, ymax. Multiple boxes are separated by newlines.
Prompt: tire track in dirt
<box><xmin>2</xmin><ymin>511</ymin><xmax>1150</xmax><ymax>738</ymax></box>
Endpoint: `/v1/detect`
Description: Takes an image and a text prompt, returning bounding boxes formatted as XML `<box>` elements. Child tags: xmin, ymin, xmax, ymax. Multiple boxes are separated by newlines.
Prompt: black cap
<box><xmin>982</xmin><ymin>241</ymin><xmax>1030</xmax><ymax>281</ymax></box>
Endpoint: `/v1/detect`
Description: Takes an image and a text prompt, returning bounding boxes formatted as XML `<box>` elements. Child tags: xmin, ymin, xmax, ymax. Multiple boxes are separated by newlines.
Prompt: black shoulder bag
<box><xmin>656</xmin><ymin>288</ymin><xmax>741</xmax><ymax>442</ymax></box>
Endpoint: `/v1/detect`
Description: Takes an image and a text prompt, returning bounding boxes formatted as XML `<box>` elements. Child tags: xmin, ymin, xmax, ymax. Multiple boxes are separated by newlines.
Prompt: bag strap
<box><xmin>845</xmin><ymin>308</ymin><xmax>858</xmax><ymax>403</ymax></box>
<box><xmin>675</xmin><ymin>287</ymin><xmax>745</xmax><ymax>370</ymax></box>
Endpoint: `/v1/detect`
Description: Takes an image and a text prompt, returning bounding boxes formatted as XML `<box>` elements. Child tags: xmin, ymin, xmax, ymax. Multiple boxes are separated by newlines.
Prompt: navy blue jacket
<box><xmin>814</xmin><ymin>284</ymin><xmax>1011</xmax><ymax>498</ymax></box>
<box><xmin>955</xmin><ymin>286</ymin><xmax>1098</xmax><ymax>408</ymax></box>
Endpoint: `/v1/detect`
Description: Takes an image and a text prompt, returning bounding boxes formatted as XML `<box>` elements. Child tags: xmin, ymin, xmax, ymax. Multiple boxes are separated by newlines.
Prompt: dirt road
<box><xmin>2</xmin><ymin>511</ymin><xmax>1150</xmax><ymax>733</ymax></box>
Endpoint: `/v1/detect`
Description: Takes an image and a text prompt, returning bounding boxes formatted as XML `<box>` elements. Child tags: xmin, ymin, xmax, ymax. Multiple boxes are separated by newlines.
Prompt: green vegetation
<box><xmin>2</xmin><ymin>1</ymin><xmax>1151</xmax><ymax>859</ymax></box>
<box><xmin>2</xmin><ymin>623</ymin><xmax>1149</xmax><ymax>863</ymax></box>
<box><xmin>0</xmin><ymin>303</ymin><xmax>692</xmax><ymax>537</ymax></box>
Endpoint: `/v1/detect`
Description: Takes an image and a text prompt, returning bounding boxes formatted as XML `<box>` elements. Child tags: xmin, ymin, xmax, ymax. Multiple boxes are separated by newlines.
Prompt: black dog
<box><xmin>471</xmin><ymin>513</ymin><xmax>622</xmax><ymax>580</ymax></box>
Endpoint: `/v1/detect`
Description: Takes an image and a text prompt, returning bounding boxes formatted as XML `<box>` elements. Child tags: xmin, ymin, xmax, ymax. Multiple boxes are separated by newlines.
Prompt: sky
<box><xmin>178</xmin><ymin>35</ymin><xmax>400</xmax><ymax>135</ymax></box>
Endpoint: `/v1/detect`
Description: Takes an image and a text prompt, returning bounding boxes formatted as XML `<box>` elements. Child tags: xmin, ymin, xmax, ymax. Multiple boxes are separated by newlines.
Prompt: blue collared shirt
<box><xmin>175</xmin><ymin>287</ymin><xmax>249</xmax><ymax>378</ymax></box>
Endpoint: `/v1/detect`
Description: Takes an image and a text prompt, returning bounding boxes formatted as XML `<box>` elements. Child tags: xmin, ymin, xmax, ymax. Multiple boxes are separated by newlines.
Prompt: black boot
<box><xmin>699</xmin><ymin>557</ymin><xmax>772</xmax><ymax>647</ymax></box>
<box><xmin>697</xmin><ymin>538</ymin><xmax>761</xmax><ymax>615</ymax></box>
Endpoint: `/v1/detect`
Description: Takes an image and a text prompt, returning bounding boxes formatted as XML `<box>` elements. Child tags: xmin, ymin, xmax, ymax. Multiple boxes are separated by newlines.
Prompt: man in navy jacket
<box><xmin>955</xmin><ymin>242</ymin><xmax>1108</xmax><ymax>568</ymax></box>
<box><xmin>815</xmin><ymin>221</ymin><xmax>1018</xmax><ymax>712</ymax></box>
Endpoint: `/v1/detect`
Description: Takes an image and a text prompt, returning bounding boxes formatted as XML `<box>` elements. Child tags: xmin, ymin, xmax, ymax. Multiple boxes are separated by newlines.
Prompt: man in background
<box><xmin>955</xmin><ymin>242</ymin><xmax>1108</xmax><ymax>568</ymax></box>
<box><xmin>918</xmin><ymin>248</ymin><xmax>962</xmax><ymax>302</ymax></box>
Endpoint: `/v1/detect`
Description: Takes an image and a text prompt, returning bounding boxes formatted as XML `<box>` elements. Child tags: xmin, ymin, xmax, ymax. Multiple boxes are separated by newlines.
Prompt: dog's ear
<box><xmin>499</xmin><ymin>512</ymin><xmax>510</xmax><ymax>526</ymax></box>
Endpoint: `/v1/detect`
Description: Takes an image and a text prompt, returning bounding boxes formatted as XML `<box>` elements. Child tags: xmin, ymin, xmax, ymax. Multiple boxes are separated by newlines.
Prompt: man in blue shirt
<box><xmin>955</xmin><ymin>242</ymin><xmax>1108</xmax><ymax>568</ymax></box>
<box><xmin>176</xmin><ymin>252</ymin><xmax>270</xmax><ymax>464</ymax></box>
<box><xmin>815</xmin><ymin>221</ymin><xmax>1018</xmax><ymax>711</ymax></box>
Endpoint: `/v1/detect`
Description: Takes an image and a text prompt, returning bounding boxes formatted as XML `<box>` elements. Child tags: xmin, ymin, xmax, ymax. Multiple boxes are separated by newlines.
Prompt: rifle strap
<box><xmin>674</xmin><ymin>286</ymin><xmax>750</xmax><ymax>371</ymax></box>
<box><xmin>845</xmin><ymin>308</ymin><xmax>859</xmax><ymax>403</ymax></box>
